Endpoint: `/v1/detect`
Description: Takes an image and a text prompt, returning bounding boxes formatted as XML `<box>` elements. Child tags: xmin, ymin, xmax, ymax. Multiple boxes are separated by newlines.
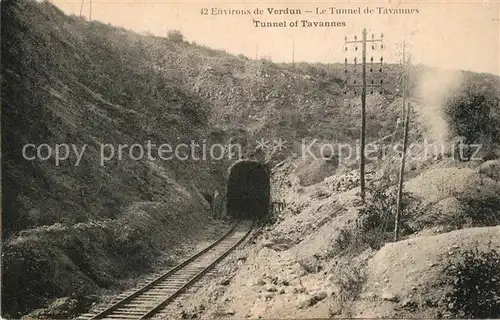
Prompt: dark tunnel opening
<box><xmin>226</xmin><ymin>160</ymin><xmax>270</xmax><ymax>220</ymax></box>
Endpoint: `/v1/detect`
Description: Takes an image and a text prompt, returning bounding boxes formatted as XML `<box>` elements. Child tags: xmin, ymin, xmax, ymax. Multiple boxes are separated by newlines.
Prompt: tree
<box><xmin>444</xmin><ymin>79</ymin><xmax>496</xmax><ymax>145</ymax></box>
<box><xmin>167</xmin><ymin>29</ymin><xmax>183</xmax><ymax>42</ymax></box>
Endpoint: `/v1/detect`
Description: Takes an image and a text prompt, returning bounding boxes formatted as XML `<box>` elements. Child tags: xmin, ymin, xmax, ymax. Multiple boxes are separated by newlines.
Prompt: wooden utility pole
<box><xmin>79</xmin><ymin>0</ymin><xmax>92</xmax><ymax>20</ymax></box>
<box><xmin>360</xmin><ymin>29</ymin><xmax>367</xmax><ymax>202</ymax></box>
<box><xmin>394</xmin><ymin>41</ymin><xmax>412</xmax><ymax>242</ymax></box>
<box><xmin>394</xmin><ymin>102</ymin><xmax>411</xmax><ymax>241</ymax></box>
<box><xmin>344</xmin><ymin>29</ymin><xmax>384</xmax><ymax>202</ymax></box>
<box><xmin>400</xmin><ymin>41</ymin><xmax>408</xmax><ymax>119</ymax></box>
<box><xmin>79</xmin><ymin>0</ymin><xmax>85</xmax><ymax>18</ymax></box>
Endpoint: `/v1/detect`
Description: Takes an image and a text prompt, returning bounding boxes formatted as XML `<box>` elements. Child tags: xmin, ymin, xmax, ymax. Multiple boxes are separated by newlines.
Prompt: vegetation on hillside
<box><xmin>1</xmin><ymin>0</ymin><xmax>223</xmax><ymax>316</ymax></box>
<box><xmin>443</xmin><ymin>73</ymin><xmax>500</xmax><ymax>157</ymax></box>
<box><xmin>2</xmin><ymin>0</ymin><xmax>500</xmax><ymax>318</ymax></box>
<box><xmin>440</xmin><ymin>246</ymin><xmax>500</xmax><ymax>318</ymax></box>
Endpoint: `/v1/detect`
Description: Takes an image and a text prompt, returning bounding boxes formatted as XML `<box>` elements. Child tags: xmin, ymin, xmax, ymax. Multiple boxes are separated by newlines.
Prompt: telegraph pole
<box><xmin>79</xmin><ymin>0</ymin><xmax>85</xmax><ymax>18</ymax></box>
<box><xmin>79</xmin><ymin>0</ymin><xmax>92</xmax><ymax>21</ymax></box>
<box><xmin>360</xmin><ymin>29</ymin><xmax>367</xmax><ymax>202</ymax></box>
<box><xmin>400</xmin><ymin>41</ymin><xmax>409</xmax><ymax>119</ymax></box>
<box><xmin>394</xmin><ymin>42</ymin><xmax>412</xmax><ymax>242</ymax></box>
<box><xmin>344</xmin><ymin>29</ymin><xmax>384</xmax><ymax>202</ymax></box>
<box><xmin>394</xmin><ymin>102</ymin><xmax>411</xmax><ymax>241</ymax></box>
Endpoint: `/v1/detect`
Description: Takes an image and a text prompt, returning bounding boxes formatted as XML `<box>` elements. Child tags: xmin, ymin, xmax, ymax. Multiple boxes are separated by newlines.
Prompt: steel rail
<box><xmin>82</xmin><ymin>219</ymin><xmax>252</xmax><ymax>320</ymax></box>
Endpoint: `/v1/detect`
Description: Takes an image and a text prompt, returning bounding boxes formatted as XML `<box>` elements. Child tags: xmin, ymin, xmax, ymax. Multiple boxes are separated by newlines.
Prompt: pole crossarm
<box><xmin>345</xmin><ymin>39</ymin><xmax>383</xmax><ymax>44</ymax></box>
<box><xmin>346</xmin><ymin>84</ymin><xmax>383</xmax><ymax>88</ymax></box>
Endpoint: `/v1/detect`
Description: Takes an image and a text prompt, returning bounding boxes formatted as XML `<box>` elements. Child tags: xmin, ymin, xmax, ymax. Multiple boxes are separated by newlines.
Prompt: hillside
<box><xmin>2</xmin><ymin>0</ymin><xmax>500</xmax><ymax>318</ymax></box>
<box><xmin>1</xmin><ymin>0</ymin><xmax>399</xmax><ymax>317</ymax></box>
<box><xmin>2</xmin><ymin>0</ymin><xmax>229</xmax><ymax>317</ymax></box>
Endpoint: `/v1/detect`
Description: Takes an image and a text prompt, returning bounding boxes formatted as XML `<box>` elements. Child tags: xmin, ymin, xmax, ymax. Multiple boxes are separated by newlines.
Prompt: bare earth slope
<box><xmin>2</xmin><ymin>1</ymin><xmax>227</xmax><ymax>317</ymax></box>
<box><xmin>160</xmin><ymin>160</ymin><xmax>500</xmax><ymax>319</ymax></box>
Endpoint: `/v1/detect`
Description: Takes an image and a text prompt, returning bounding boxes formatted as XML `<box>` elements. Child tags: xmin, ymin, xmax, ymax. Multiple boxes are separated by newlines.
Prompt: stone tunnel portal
<box><xmin>226</xmin><ymin>160</ymin><xmax>270</xmax><ymax>220</ymax></box>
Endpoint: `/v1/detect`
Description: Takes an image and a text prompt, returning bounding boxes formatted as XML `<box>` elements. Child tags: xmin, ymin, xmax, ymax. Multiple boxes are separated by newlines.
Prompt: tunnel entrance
<box><xmin>226</xmin><ymin>160</ymin><xmax>270</xmax><ymax>220</ymax></box>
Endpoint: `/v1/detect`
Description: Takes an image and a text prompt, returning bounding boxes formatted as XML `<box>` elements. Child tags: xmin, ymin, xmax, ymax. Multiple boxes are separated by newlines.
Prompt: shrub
<box><xmin>167</xmin><ymin>29</ymin><xmax>183</xmax><ymax>42</ymax></box>
<box><xmin>331</xmin><ymin>182</ymin><xmax>420</xmax><ymax>256</ymax></box>
<box><xmin>459</xmin><ymin>196</ymin><xmax>500</xmax><ymax>227</ymax></box>
<box><xmin>444</xmin><ymin>78</ymin><xmax>497</xmax><ymax>146</ymax></box>
<box><xmin>440</xmin><ymin>246</ymin><xmax>500</xmax><ymax>318</ymax></box>
<box><xmin>330</xmin><ymin>260</ymin><xmax>366</xmax><ymax>302</ymax></box>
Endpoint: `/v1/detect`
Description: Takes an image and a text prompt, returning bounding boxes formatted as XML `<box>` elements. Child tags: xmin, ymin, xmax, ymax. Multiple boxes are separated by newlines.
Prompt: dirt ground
<box><xmin>149</xmin><ymin>158</ymin><xmax>500</xmax><ymax>319</ymax></box>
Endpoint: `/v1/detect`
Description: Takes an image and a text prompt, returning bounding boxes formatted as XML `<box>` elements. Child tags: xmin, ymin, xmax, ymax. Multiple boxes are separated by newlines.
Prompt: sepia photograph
<box><xmin>1</xmin><ymin>0</ymin><xmax>500</xmax><ymax>319</ymax></box>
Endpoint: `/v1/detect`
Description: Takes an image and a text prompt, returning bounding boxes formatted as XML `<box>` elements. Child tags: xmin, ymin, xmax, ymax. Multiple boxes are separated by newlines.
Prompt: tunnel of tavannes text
<box><xmin>226</xmin><ymin>160</ymin><xmax>270</xmax><ymax>219</ymax></box>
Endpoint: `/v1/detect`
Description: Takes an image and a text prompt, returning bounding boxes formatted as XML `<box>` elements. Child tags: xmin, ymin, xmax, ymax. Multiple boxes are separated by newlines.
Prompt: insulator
<box><xmin>379</xmin><ymin>68</ymin><xmax>383</xmax><ymax>72</ymax></box>
<box><xmin>370</xmin><ymin>68</ymin><xmax>373</xmax><ymax>72</ymax></box>
<box><xmin>371</xmin><ymin>90</ymin><xmax>374</xmax><ymax>94</ymax></box>
<box><xmin>370</xmin><ymin>57</ymin><xmax>374</xmax><ymax>62</ymax></box>
<box><xmin>381</xmin><ymin>44</ymin><xmax>384</xmax><ymax>50</ymax></box>
<box><xmin>354</xmin><ymin>35</ymin><xmax>357</xmax><ymax>40</ymax></box>
<box><xmin>355</xmin><ymin>46</ymin><xmax>358</xmax><ymax>51</ymax></box>
<box><xmin>372</xmin><ymin>45</ymin><xmax>375</xmax><ymax>50</ymax></box>
<box><xmin>344</xmin><ymin>69</ymin><xmax>348</xmax><ymax>73</ymax></box>
<box><xmin>345</xmin><ymin>36</ymin><xmax>348</xmax><ymax>41</ymax></box>
<box><xmin>380</xmin><ymin>79</ymin><xmax>384</xmax><ymax>85</ymax></box>
<box><xmin>380</xmin><ymin>57</ymin><xmax>384</xmax><ymax>62</ymax></box>
<box><xmin>344</xmin><ymin>46</ymin><xmax>348</xmax><ymax>52</ymax></box>
<box><xmin>353</xmin><ymin>80</ymin><xmax>356</xmax><ymax>84</ymax></box>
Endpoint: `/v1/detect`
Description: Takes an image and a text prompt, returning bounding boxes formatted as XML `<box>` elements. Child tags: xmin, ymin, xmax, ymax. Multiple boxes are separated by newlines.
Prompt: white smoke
<box><xmin>414</xmin><ymin>68</ymin><xmax>464</xmax><ymax>145</ymax></box>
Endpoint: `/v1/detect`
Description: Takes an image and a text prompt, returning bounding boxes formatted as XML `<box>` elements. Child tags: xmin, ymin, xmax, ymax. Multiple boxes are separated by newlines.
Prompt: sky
<box><xmin>52</xmin><ymin>0</ymin><xmax>500</xmax><ymax>75</ymax></box>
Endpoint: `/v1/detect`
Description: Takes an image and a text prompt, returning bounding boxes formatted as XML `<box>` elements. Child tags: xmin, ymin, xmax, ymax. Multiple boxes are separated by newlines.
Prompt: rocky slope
<box><xmin>155</xmin><ymin>157</ymin><xmax>500</xmax><ymax>319</ymax></box>
<box><xmin>2</xmin><ymin>0</ymin><xmax>226</xmax><ymax>317</ymax></box>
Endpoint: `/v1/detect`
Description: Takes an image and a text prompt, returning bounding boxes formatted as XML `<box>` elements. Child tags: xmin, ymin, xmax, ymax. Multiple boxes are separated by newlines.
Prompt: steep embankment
<box><xmin>1</xmin><ymin>0</ymin><xmax>228</xmax><ymax>317</ymax></box>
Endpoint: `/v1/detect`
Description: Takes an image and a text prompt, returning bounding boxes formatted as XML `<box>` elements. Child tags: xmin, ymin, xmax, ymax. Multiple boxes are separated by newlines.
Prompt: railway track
<box><xmin>77</xmin><ymin>219</ymin><xmax>254</xmax><ymax>320</ymax></box>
